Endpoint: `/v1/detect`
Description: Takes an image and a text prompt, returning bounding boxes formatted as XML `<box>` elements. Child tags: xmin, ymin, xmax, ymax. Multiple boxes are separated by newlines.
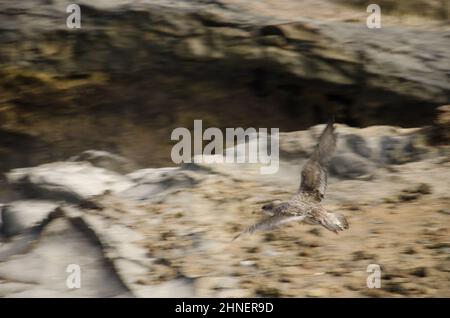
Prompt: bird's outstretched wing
<box><xmin>233</xmin><ymin>214</ymin><xmax>306</xmax><ymax>241</ymax></box>
<box><xmin>297</xmin><ymin>118</ymin><xmax>337</xmax><ymax>202</ymax></box>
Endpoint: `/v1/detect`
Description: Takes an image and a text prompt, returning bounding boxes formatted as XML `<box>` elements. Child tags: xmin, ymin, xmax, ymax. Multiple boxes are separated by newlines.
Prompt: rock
<box><xmin>401</xmin><ymin>183</ymin><xmax>432</xmax><ymax>196</ymax></box>
<box><xmin>344</xmin><ymin>282</ymin><xmax>360</xmax><ymax>291</ymax></box>
<box><xmin>383</xmin><ymin>280</ymin><xmax>408</xmax><ymax>295</ymax></box>
<box><xmin>0</xmin><ymin>216</ymin><xmax>133</xmax><ymax>297</ymax></box>
<box><xmin>280</xmin><ymin>124</ymin><xmax>432</xmax><ymax>171</ymax></box>
<box><xmin>416</xmin><ymin>183</ymin><xmax>432</xmax><ymax>195</ymax></box>
<box><xmin>69</xmin><ymin>150</ymin><xmax>137</xmax><ymax>174</ymax></box>
<box><xmin>1</xmin><ymin>200</ymin><xmax>58</xmax><ymax>237</ymax></box>
<box><xmin>121</xmin><ymin>167</ymin><xmax>203</xmax><ymax>200</ymax></box>
<box><xmin>279</xmin><ymin>131</ymin><xmax>316</xmax><ymax>159</ymax></box>
<box><xmin>328</xmin><ymin>268</ymin><xmax>347</xmax><ymax>277</ymax></box>
<box><xmin>387</xmin><ymin>183</ymin><xmax>433</xmax><ymax>203</ymax></box>
<box><xmin>0</xmin><ymin>0</ymin><xmax>449</xmax><ymax>175</ymax></box>
<box><xmin>308</xmin><ymin>228</ymin><xmax>322</xmax><ymax>237</ymax></box>
<box><xmin>6</xmin><ymin>162</ymin><xmax>134</xmax><ymax>204</ymax></box>
<box><xmin>352</xmin><ymin>250</ymin><xmax>376</xmax><ymax>261</ymax></box>
<box><xmin>398</xmin><ymin>193</ymin><xmax>420</xmax><ymax>202</ymax></box>
<box><xmin>380</xmin><ymin>135</ymin><xmax>427</xmax><ymax>164</ymax></box>
<box><xmin>306</xmin><ymin>288</ymin><xmax>329</xmax><ymax>298</ymax></box>
<box><xmin>344</xmin><ymin>134</ymin><xmax>372</xmax><ymax>159</ymax></box>
<box><xmin>126</xmin><ymin>168</ymin><xmax>179</xmax><ymax>183</ymax></box>
<box><xmin>342</xmin><ymin>0</ymin><xmax>450</xmax><ymax>20</ymax></box>
<box><xmin>437</xmin><ymin>208</ymin><xmax>450</xmax><ymax>216</ymax></box>
<box><xmin>196</xmin><ymin>276</ymin><xmax>240</xmax><ymax>293</ymax></box>
<box><xmin>133</xmin><ymin>277</ymin><xmax>196</xmax><ymax>298</ymax></box>
<box><xmin>0</xmin><ymin>282</ymin><xmax>39</xmax><ymax>297</ymax></box>
<box><xmin>409</xmin><ymin>267</ymin><xmax>428</xmax><ymax>278</ymax></box>
<box><xmin>403</xmin><ymin>247</ymin><xmax>417</xmax><ymax>255</ymax></box>
<box><xmin>127</xmin><ymin>167</ymin><xmax>202</xmax><ymax>187</ymax></box>
<box><xmin>330</xmin><ymin>153</ymin><xmax>375</xmax><ymax>179</ymax></box>
<box><xmin>239</xmin><ymin>260</ymin><xmax>257</xmax><ymax>267</ymax></box>
<box><xmin>431</xmin><ymin>105</ymin><xmax>450</xmax><ymax>144</ymax></box>
<box><xmin>255</xmin><ymin>286</ymin><xmax>281</xmax><ymax>297</ymax></box>
<box><xmin>401</xmin><ymin>283</ymin><xmax>428</xmax><ymax>295</ymax></box>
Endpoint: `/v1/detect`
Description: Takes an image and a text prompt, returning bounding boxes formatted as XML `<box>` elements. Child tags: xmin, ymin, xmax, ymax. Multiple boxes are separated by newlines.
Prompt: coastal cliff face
<box><xmin>0</xmin><ymin>0</ymin><xmax>449</xmax><ymax>172</ymax></box>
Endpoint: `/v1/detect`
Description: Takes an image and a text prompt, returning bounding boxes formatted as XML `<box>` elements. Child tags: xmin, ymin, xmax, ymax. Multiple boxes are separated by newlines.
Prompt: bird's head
<box><xmin>262</xmin><ymin>200</ymin><xmax>283</xmax><ymax>213</ymax></box>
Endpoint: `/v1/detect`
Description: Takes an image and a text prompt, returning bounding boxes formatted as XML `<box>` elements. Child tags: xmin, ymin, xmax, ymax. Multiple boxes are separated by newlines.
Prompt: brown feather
<box><xmin>297</xmin><ymin>119</ymin><xmax>336</xmax><ymax>202</ymax></box>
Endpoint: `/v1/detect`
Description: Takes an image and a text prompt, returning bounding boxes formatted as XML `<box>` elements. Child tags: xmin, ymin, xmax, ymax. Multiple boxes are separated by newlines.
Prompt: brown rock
<box><xmin>431</xmin><ymin>105</ymin><xmax>450</xmax><ymax>144</ymax></box>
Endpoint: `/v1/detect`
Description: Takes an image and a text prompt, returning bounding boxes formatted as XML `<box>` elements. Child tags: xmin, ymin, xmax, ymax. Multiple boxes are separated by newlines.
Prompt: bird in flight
<box><xmin>234</xmin><ymin>118</ymin><xmax>348</xmax><ymax>240</ymax></box>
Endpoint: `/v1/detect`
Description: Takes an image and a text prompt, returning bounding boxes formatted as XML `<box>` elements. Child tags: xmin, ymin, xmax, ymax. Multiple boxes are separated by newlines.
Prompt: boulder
<box><xmin>0</xmin><ymin>216</ymin><xmax>133</xmax><ymax>297</ymax></box>
<box><xmin>1</xmin><ymin>200</ymin><xmax>58</xmax><ymax>237</ymax></box>
<box><xmin>6</xmin><ymin>162</ymin><xmax>134</xmax><ymax>203</ymax></box>
<box><xmin>343</xmin><ymin>134</ymin><xmax>372</xmax><ymax>159</ymax></box>
<box><xmin>69</xmin><ymin>150</ymin><xmax>137</xmax><ymax>174</ymax></box>
<box><xmin>431</xmin><ymin>105</ymin><xmax>450</xmax><ymax>144</ymax></box>
<box><xmin>0</xmin><ymin>204</ymin><xmax>3</xmax><ymax>235</ymax></box>
<box><xmin>122</xmin><ymin>167</ymin><xmax>203</xmax><ymax>200</ymax></box>
<box><xmin>379</xmin><ymin>135</ymin><xmax>427</xmax><ymax>164</ymax></box>
<box><xmin>330</xmin><ymin>153</ymin><xmax>375</xmax><ymax>179</ymax></box>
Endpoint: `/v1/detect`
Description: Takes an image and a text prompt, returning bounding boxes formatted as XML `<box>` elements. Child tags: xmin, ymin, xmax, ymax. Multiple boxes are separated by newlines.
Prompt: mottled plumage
<box><xmin>234</xmin><ymin>118</ymin><xmax>349</xmax><ymax>240</ymax></box>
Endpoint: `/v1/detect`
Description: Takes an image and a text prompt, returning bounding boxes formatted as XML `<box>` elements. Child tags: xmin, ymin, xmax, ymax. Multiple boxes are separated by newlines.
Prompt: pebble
<box><xmin>240</xmin><ymin>260</ymin><xmax>256</xmax><ymax>267</ymax></box>
<box><xmin>409</xmin><ymin>267</ymin><xmax>428</xmax><ymax>277</ymax></box>
<box><xmin>307</xmin><ymin>288</ymin><xmax>329</xmax><ymax>297</ymax></box>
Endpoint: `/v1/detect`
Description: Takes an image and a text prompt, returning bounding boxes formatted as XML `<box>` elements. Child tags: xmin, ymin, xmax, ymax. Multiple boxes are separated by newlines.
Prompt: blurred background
<box><xmin>0</xmin><ymin>0</ymin><xmax>449</xmax><ymax>297</ymax></box>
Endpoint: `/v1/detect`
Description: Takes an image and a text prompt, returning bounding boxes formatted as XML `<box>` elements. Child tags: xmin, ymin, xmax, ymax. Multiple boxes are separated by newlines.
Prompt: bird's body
<box><xmin>234</xmin><ymin>118</ymin><xmax>349</xmax><ymax>240</ymax></box>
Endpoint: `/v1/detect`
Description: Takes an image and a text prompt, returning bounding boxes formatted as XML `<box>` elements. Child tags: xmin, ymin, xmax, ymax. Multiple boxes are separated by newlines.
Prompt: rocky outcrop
<box><xmin>340</xmin><ymin>0</ymin><xmax>449</xmax><ymax>20</ymax></box>
<box><xmin>431</xmin><ymin>105</ymin><xmax>450</xmax><ymax>144</ymax></box>
<box><xmin>0</xmin><ymin>0</ymin><xmax>449</xmax><ymax>173</ymax></box>
<box><xmin>6</xmin><ymin>162</ymin><xmax>134</xmax><ymax>204</ymax></box>
<box><xmin>1</xmin><ymin>123</ymin><xmax>449</xmax><ymax>297</ymax></box>
<box><xmin>69</xmin><ymin>150</ymin><xmax>138</xmax><ymax>174</ymax></box>
<box><xmin>1</xmin><ymin>200</ymin><xmax>58</xmax><ymax>237</ymax></box>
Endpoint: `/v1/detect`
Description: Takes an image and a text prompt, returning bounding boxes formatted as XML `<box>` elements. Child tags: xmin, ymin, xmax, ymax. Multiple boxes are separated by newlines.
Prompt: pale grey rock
<box><xmin>118</xmin><ymin>184</ymin><xmax>164</xmax><ymax>201</ymax></box>
<box><xmin>380</xmin><ymin>135</ymin><xmax>427</xmax><ymax>164</ymax></box>
<box><xmin>122</xmin><ymin>167</ymin><xmax>202</xmax><ymax>200</ymax></box>
<box><xmin>69</xmin><ymin>150</ymin><xmax>137</xmax><ymax>174</ymax></box>
<box><xmin>343</xmin><ymin>134</ymin><xmax>372</xmax><ymax>159</ymax></box>
<box><xmin>1</xmin><ymin>200</ymin><xmax>58</xmax><ymax>237</ymax></box>
<box><xmin>0</xmin><ymin>282</ymin><xmax>37</xmax><ymax>297</ymax></box>
<box><xmin>0</xmin><ymin>217</ymin><xmax>133</xmax><ymax>297</ymax></box>
<box><xmin>281</xmin><ymin>124</ymin><xmax>432</xmax><ymax>168</ymax></box>
<box><xmin>127</xmin><ymin>167</ymin><xmax>202</xmax><ymax>187</ymax></box>
<box><xmin>6</xmin><ymin>162</ymin><xmax>134</xmax><ymax>203</ymax></box>
<box><xmin>240</xmin><ymin>260</ymin><xmax>257</xmax><ymax>267</ymax></box>
<box><xmin>126</xmin><ymin>167</ymin><xmax>179</xmax><ymax>183</ymax></box>
<box><xmin>5</xmin><ymin>288</ymin><xmax>129</xmax><ymax>298</ymax></box>
<box><xmin>330</xmin><ymin>153</ymin><xmax>375</xmax><ymax>179</ymax></box>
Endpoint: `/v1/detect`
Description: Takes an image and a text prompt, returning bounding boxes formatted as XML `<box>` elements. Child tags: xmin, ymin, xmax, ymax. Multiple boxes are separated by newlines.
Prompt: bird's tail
<box><xmin>232</xmin><ymin>214</ymin><xmax>306</xmax><ymax>241</ymax></box>
<box><xmin>318</xmin><ymin>211</ymin><xmax>349</xmax><ymax>234</ymax></box>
